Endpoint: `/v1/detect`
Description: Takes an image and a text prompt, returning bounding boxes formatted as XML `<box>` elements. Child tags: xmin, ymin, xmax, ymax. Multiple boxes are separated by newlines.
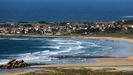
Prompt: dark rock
<box><xmin>0</xmin><ymin>59</ymin><xmax>28</xmax><ymax>69</ymax></box>
<box><xmin>7</xmin><ymin>59</ymin><xmax>16</xmax><ymax>64</ymax></box>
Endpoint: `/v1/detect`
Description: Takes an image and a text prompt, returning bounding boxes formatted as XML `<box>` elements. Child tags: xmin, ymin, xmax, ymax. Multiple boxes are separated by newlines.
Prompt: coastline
<box><xmin>1</xmin><ymin>34</ymin><xmax>133</xmax><ymax>42</ymax></box>
<box><xmin>1</xmin><ymin>34</ymin><xmax>133</xmax><ymax>43</ymax></box>
<box><xmin>1</xmin><ymin>35</ymin><xmax>133</xmax><ymax>75</ymax></box>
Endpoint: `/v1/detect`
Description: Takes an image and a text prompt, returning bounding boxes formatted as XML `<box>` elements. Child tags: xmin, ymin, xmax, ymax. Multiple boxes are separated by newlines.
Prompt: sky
<box><xmin>0</xmin><ymin>0</ymin><xmax>133</xmax><ymax>21</ymax></box>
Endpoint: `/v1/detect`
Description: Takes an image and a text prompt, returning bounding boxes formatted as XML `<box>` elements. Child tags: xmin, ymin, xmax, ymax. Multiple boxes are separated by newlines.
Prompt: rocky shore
<box><xmin>0</xmin><ymin>59</ymin><xmax>28</xmax><ymax>69</ymax></box>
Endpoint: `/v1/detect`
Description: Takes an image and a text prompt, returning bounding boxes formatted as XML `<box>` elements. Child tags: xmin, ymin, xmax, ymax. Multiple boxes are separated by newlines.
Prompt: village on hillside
<box><xmin>0</xmin><ymin>20</ymin><xmax>133</xmax><ymax>36</ymax></box>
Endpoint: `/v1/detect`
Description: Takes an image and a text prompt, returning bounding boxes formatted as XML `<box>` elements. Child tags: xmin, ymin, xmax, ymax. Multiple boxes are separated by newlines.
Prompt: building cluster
<box><xmin>0</xmin><ymin>21</ymin><xmax>133</xmax><ymax>35</ymax></box>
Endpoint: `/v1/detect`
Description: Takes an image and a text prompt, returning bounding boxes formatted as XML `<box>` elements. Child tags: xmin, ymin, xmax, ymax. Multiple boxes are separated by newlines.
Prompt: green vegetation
<box><xmin>19</xmin><ymin>68</ymin><xmax>133</xmax><ymax>75</ymax></box>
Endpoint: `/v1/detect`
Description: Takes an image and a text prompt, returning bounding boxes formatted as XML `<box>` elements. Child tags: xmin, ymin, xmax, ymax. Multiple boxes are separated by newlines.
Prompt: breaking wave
<box><xmin>0</xmin><ymin>38</ymin><xmax>132</xmax><ymax>64</ymax></box>
<box><xmin>123</xmin><ymin>16</ymin><xmax>133</xmax><ymax>18</ymax></box>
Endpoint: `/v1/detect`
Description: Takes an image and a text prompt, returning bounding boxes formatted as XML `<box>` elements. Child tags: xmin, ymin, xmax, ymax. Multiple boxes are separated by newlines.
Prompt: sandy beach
<box><xmin>83</xmin><ymin>36</ymin><xmax>133</xmax><ymax>43</ymax></box>
<box><xmin>3</xmin><ymin>36</ymin><xmax>133</xmax><ymax>75</ymax></box>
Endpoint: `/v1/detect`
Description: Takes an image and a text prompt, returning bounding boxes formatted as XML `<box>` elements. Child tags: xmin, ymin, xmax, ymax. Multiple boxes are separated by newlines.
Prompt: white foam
<box><xmin>85</xmin><ymin>42</ymin><xmax>102</xmax><ymax>47</ymax></box>
<box><xmin>12</xmin><ymin>44</ymin><xmax>85</xmax><ymax>63</ymax></box>
<box><xmin>58</xmin><ymin>41</ymin><xmax>82</xmax><ymax>45</ymax></box>
<box><xmin>53</xmin><ymin>45</ymin><xmax>84</xmax><ymax>54</ymax></box>
<box><xmin>0</xmin><ymin>39</ymin><xmax>103</xmax><ymax>64</ymax></box>
<box><xmin>90</xmin><ymin>44</ymin><xmax>102</xmax><ymax>47</ymax></box>
<box><xmin>58</xmin><ymin>48</ymin><xmax>73</xmax><ymax>53</ymax></box>
<box><xmin>123</xmin><ymin>16</ymin><xmax>133</xmax><ymax>18</ymax></box>
<box><xmin>18</xmin><ymin>53</ymin><xmax>32</xmax><ymax>56</ymax></box>
<box><xmin>32</xmin><ymin>51</ymin><xmax>41</xmax><ymax>55</ymax></box>
<box><xmin>15</xmin><ymin>52</ymin><xmax>52</xmax><ymax>63</ymax></box>
<box><xmin>58</xmin><ymin>42</ymin><xmax>76</xmax><ymax>45</ymax></box>
<box><xmin>69</xmin><ymin>50</ymin><xmax>85</xmax><ymax>55</ymax></box>
<box><xmin>0</xmin><ymin>59</ymin><xmax>10</xmax><ymax>65</ymax></box>
<box><xmin>41</xmin><ymin>49</ymin><xmax>73</xmax><ymax>55</ymax></box>
<box><xmin>74</xmin><ymin>45</ymin><xmax>84</xmax><ymax>50</ymax></box>
<box><xmin>51</xmin><ymin>39</ymin><xmax>73</xmax><ymax>42</ymax></box>
<box><xmin>41</xmin><ymin>50</ymin><xmax>50</xmax><ymax>54</ymax></box>
<box><xmin>0</xmin><ymin>38</ymin><xmax>6</xmax><ymax>40</ymax></box>
<box><xmin>38</xmin><ymin>46</ymin><xmax>61</xmax><ymax>49</ymax></box>
<box><xmin>9</xmin><ymin>38</ymin><xmax>29</xmax><ymax>40</ymax></box>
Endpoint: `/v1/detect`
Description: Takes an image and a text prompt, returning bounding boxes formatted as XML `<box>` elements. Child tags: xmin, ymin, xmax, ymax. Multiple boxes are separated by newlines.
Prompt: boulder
<box><xmin>7</xmin><ymin>59</ymin><xmax>16</xmax><ymax>64</ymax></box>
<box><xmin>0</xmin><ymin>59</ymin><xmax>28</xmax><ymax>69</ymax></box>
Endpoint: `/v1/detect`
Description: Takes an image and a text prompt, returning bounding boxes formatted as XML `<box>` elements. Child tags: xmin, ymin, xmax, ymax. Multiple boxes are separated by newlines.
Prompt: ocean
<box><xmin>0</xmin><ymin>38</ymin><xmax>133</xmax><ymax>64</ymax></box>
<box><xmin>0</xmin><ymin>0</ymin><xmax>133</xmax><ymax>22</ymax></box>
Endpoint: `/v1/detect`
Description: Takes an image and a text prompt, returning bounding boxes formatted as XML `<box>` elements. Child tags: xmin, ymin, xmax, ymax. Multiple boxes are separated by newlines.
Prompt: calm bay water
<box><xmin>0</xmin><ymin>0</ymin><xmax>133</xmax><ymax>22</ymax></box>
<box><xmin>0</xmin><ymin>38</ymin><xmax>133</xmax><ymax>64</ymax></box>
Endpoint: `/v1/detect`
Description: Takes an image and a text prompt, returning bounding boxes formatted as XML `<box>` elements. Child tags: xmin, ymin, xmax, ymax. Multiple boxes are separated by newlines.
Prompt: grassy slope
<box><xmin>19</xmin><ymin>68</ymin><xmax>133</xmax><ymax>75</ymax></box>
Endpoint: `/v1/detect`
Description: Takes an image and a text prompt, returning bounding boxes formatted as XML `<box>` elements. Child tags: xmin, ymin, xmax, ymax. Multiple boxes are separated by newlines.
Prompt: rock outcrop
<box><xmin>0</xmin><ymin>59</ymin><xmax>28</xmax><ymax>69</ymax></box>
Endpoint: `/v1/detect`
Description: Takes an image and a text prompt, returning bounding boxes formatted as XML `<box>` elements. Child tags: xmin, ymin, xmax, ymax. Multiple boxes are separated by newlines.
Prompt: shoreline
<box><xmin>1</xmin><ymin>34</ymin><xmax>133</xmax><ymax>43</ymax></box>
<box><xmin>1</xmin><ymin>35</ymin><xmax>133</xmax><ymax>75</ymax></box>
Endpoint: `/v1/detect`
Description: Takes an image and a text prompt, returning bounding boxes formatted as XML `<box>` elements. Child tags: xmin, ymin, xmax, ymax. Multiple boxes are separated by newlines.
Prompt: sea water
<box><xmin>0</xmin><ymin>38</ymin><xmax>133</xmax><ymax>64</ymax></box>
